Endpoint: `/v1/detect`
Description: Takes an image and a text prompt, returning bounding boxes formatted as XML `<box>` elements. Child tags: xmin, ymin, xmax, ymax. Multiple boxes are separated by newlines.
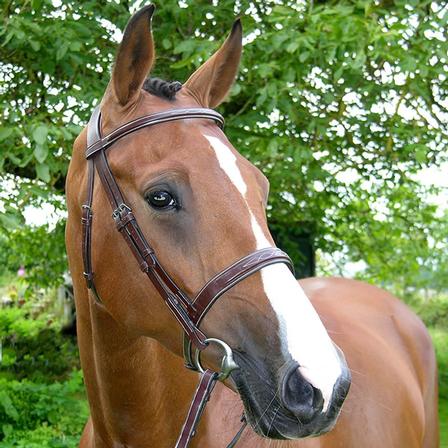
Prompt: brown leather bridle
<box><xmin>81</xmin><ymin>103</ymin><xmax>294</xmax><ymax>447</ymax></box>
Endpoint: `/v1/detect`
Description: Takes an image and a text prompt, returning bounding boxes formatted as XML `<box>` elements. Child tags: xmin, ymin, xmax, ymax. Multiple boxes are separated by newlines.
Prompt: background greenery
<box><xmin>0</xmin><ymin>0</ymin><xmax>447</xmax><ymax>446</ymax></box>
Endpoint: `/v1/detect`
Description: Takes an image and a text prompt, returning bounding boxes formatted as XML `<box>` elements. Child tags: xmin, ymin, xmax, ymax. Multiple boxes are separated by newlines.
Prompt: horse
<box><xmin>65</xmin><ymin>5</ymin><xmax>439</xmax><ymax>448</ymax></box>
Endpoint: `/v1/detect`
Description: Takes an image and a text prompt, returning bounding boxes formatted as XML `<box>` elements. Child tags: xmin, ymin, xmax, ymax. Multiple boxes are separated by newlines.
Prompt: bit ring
<box><xmin>194</xmin><ymin>338</ymin><xmax>239</xmax><ymax>381</ymax></box>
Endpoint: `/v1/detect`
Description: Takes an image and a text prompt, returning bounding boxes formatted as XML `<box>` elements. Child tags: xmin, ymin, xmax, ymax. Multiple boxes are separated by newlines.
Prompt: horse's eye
<box><xmin>146</xmin><ymin>190</ymin><xmax>177</xmax><ymax>210</ymax></box>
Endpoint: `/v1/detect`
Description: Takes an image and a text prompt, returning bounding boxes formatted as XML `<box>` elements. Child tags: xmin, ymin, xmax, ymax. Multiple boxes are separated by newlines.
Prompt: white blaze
<box><xmin>204</xmin><ymin>134</ymin><xmax>342</xmax><ymax>411</ymax></box>
<box><xmin>206</xmin><ymin>134</ymin><xmax>247</xmax><ymax>197</ymax></box>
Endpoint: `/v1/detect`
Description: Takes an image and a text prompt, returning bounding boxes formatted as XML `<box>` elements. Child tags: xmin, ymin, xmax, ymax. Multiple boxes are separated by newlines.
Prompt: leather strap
<box><xmin>175</xmin><ymin>369</ymin><xmax>219</xmax><ymax>448</ymax></box>
<box><xmin>81</xmin><ymin>106</ymin><xmax>101</xmax><ymax>296</ymax></box>
<box><xmin>175</xmin><ymin>370</ymin><xmax>247</xmax><ymax>448</ymax></box>
<box><xmin>182</xmin><ymin>247</ymin><xmax>293</xmax><ymax>369</ymax></box>
<box><xmin>192</xmin><ymin>247</ymin><xmax>293</xmax><ymax>325</ymax></box>
<box><xmin>226</xmin><ymin>417</ymin><xmax>247</xmax><ymax>448</ymax></box>
<box><xmin>86</xmin><ymin>107</ymin><xmax>224</xmax><ymax>158</ymax></box>
<box><xmin>93</xmin><ymin>150</ymin><xmax>208</xmax><ymax>349</ymax></box>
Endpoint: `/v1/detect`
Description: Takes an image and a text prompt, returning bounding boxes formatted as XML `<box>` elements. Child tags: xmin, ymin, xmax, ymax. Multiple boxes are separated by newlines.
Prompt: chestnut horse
<box><xmin>65</xmin><ymin>6</ymin><xmax>439</xmax><ymax>448</ymax></box>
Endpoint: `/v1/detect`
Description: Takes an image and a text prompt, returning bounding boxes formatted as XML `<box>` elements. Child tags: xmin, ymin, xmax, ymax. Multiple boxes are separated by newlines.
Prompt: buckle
<box><xmin>81</xmin><ymin>204</ymin><xmax>92</xmax><ymax>219</ymax></box>
<box><xmin>112</xmin><ymin>203</ymin><xmax>131</xmax><ymax>222</ymax></box>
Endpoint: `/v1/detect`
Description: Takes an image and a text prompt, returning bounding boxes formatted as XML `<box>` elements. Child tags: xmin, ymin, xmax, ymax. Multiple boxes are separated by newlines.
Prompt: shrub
<box><xmin>0</xmin><ymin>290</ymin><xmax>86</xmax><ymax>446</ymax></box>
<box><xmin>1</xmin><ymin>328</ymin><xmax>79</xmax><ymax>382</ymax></box>
<box><xmin>415</xmin><ymin>297</ymin><xmax>448</xmax><ymax>329</ymax></box>
<box><xmin>0</xmin><ymin>304</ymin><xmax>79</xmax><ymax>382</ymax></box>
<box><xmin>0</xmin><ymin>371</ymin><xmax>88</xmax><ymax>446</ymax></box>
<box><xmin>429</xmin><ymin>327</ymin><xmax>448</xmax><ymax>400</ymax></box>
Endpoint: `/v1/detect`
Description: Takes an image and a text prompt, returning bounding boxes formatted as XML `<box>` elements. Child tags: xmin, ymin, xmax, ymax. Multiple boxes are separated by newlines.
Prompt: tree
<box><xmin>1</xmin><ymin>0</ymin><xmax>447</xmax><ymax>291</ymax></box>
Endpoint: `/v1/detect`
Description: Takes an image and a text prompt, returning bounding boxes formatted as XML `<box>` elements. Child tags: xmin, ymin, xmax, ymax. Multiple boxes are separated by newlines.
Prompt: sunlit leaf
<box><xmin>33</xmin><ymin>144</ymin><xmax>48</xmax><ymax>163</ymax></box>
<box><xmin>0</xmin><ymin>128</ymin><xmax>13</xmax><ymax>141</ymax></box>
<box><xmin>35</xmin><ymin>163</ymin><xmax>50</xmax><ymax>183</ymax></box>
<box><xmin>32</xmin><ymin>126</ymin><xmax>48</xmax><ymax>146</ymax></box>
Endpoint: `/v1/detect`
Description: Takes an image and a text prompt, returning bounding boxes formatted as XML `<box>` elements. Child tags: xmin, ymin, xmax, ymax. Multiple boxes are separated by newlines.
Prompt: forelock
<box><xmin>143</xmin><ymin>78</ymin><xmax>182</xmax><ymax>100</ymax></box>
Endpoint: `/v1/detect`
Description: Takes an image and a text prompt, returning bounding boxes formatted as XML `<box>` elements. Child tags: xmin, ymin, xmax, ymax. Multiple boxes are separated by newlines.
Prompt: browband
<box><xmin>86</xmin><ymin>107</ymin><xmax>224</xmax><ymax>158</ymax></box>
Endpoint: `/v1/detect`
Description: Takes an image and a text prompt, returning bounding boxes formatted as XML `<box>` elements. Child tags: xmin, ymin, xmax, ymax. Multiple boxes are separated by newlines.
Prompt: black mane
<box><xmin>143</xmin><ymin>78</ymin><xmax>182</xmax><ymax>100</ymax></box>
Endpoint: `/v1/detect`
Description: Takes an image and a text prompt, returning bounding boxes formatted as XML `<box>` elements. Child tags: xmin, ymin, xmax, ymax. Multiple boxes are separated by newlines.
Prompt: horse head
<box><xmin>67</xmin><ymin>5</ymin><xmax>350</xmax><ymax>441</ymax></box>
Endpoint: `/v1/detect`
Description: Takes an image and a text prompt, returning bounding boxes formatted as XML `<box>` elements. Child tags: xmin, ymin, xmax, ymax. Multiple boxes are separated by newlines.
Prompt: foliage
<box><xmin>413</xmin><ymin>297</ymin><xmax>448</xmax><ymax>403</ymax></box>
<box><xmin>0</xmin><ymin>306</ymin><xmax>51</xmax><ymax>340</ymax></box>
<box><xmin>429</xmin><ymin>327</ymin><xmax>448</xmax><ymax>400</ymax></box>
<box><xmin>1</xmin><ymin>322</ymin><xmax>80</xmax><ymax>382</ymax></box>
<box><xmin>434</xmin><ymin>328</ymin><xmax>448</xmax><ymax>446</ymax></box>
<box><xmin>414</xmin><ymin>296</ymin><xmax>448</xmax><ymax>328</ymax></box>
<box><xmin>0</xmin><ymin>371</ymin><xmax>88</xmax><ymax>447</ymax></box>
<box><xmin>0</xmin><ymin>286</ymin><xmax>80</xmax><ymax>381</ymax></box>
<box><xmin>440</xmin><ymin>398</ymin><xmax>448</xmax><ymax>448</ymax></box>
<box><xmin>408</xmin><ymin>296</ymin><xmax>448</xmax><ymax>405</ymax></box>
<box><xmin>0</xmin><ymin>222</ymin><xmax>67</xmax><ymax>290</ymax></box>
<box><xmin>0</xmin><ymin>0</ymin><xmax>447</xmax><ymax>291</ymax></box>
<box><xmin>0</xmin><ymin>284</ymin><xmax>85</xmax><ymax>447</ymax></box>
<box><xmin>0</xmin><ymin>1</ymin><xmax>125</xmax><ymax>193</ymax></box>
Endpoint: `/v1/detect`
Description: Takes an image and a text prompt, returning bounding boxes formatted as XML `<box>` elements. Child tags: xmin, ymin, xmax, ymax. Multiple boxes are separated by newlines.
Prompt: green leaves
<box><xmin>32</xmin><ymin>126</ymin><xmax>49</xmax><ymax>165</ymax></box>
<box><xmin>0</xmin><ymin>222</ymin><xmax>67</xmax><ymax>289</ymax></box>
<box><xmin>413</xmin><ymin>145</ymin><xmax>429</xmax><ymax>164</ymax></box>
<box><xmin>33</xmin><ymin>144</ymin><xmax>48</xmax><ymax>164</ymax></box>
<box><xmin>56</xmin><ymin>42</ymin><xmax>69</xmax><ymax>61</ymax></box>
<box><xmin>173</xmin><ymin>40</ymin><xmax>196</xmax><ymax>55</ymax></box>
<box><xmin>286</xmin><ymin>41</ymin><xmax>300</xmax><ymax>54</ymax></box>
<box><xmin>0</xmin><ymin>390</ymin><xmax>19</xmax><ymax>421</ymax></box>
<box><xmin>35</xmin><ymin>163</ymin><xmax>50</xmax><ymax>182</ymax></box>
<box><xmin>0</xmin><ymin>211</ymin><xmax>22</xmax><ymax>230</ymax></box>
<box><xmin>0</xmin><ymin>303</ymin><xmax>87</xmax><ymax>439</ymax></box>
<box><xmin>32</xmin><ymin>126</ymin><xmax>48</xmax><ymax>146</ymax></box>
<box><xmin>29</xmin><ymin>40</ymin><xmax>41</xmax><ymax>51</ymax></box>
<box><xmin>0</xmin><ymin>0</ymin><xmax>446</xmax><ymax>294</ymax></box>
<box><xmin>0</xmin><ymin>374</ymin><xmax>88</xmax><ymax>445</ymax></box>
<box><xmin>0</xmin><ymin>128</ymin><xmax>13</xmax><ymax>141</ymax></box>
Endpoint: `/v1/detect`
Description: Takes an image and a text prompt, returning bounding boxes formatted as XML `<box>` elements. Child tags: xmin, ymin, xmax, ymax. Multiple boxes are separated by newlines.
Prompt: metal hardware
<box><xmin>81</xmin><ymin>204</ymin><xmax>93</xmax><ymax>221</ymax></box>
<box><xmin>112</xmin><ymin>203</ymin><xmax>132</xmax><ymax>221</ymax></box>
<box><xmin>194</xmin><ymin>338</ymin><xmax>239</xmax><ymax>381</ymax></box>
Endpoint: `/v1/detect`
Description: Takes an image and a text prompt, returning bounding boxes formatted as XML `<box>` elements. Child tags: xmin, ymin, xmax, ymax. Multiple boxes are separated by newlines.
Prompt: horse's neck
<box><xmin>78</xmin><ymin>299</ymin><xmax>197</xmax><ymax>447</ymax></box>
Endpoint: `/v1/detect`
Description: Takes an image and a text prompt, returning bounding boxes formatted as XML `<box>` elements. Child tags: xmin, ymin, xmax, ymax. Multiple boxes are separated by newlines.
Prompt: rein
<box><xmin>81</xmin><ymin>104</ymin><xmax>294</xmax><ymax>447</ymax></box>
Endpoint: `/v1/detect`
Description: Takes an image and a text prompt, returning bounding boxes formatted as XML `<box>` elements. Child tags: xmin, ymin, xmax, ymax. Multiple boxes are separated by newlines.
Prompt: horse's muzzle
<box><xmin>231</xmin><ymin>351</ymin><xmax>351</xmax><ymax>440</ymax></box>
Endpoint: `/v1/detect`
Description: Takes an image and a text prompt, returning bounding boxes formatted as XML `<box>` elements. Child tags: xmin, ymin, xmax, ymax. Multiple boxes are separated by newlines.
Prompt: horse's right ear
<box><xmin>109</xmin><ymin>5</ymin><xmax>155</xmax><ymax>106</ymax></box>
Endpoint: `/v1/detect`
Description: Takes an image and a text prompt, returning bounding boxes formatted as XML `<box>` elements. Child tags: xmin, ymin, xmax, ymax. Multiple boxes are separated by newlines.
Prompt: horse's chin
<box><xmin>247</xmin><ymin>408</ymin><xmax>337</xmax><ymax>440</ymax></box>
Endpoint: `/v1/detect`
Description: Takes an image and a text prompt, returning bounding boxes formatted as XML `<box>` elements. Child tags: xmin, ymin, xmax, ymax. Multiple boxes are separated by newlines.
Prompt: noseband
<box><xmin>82</xmin><ymin>104</ymin><xmax>294</xmax><ymax>447</ymax></box>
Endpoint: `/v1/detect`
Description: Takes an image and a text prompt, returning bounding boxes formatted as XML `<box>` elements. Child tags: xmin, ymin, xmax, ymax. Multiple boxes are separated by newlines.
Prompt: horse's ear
<box><xmin>184</xmin><ymin>20</ymin><xmax>242</xmax><ymax>108</ymax></box>
<box><xmin>110</xmin><ymin>5</ymin><xmax>155</xmax><ymax>106</ymax></box>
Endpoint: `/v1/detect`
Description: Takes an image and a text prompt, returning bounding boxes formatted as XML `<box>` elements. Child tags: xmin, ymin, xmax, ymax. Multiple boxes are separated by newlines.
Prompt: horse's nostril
<box><xmin>281</xmin><ymin>364</ymin><xmax>323</xmax><ymax>424</ymax></box>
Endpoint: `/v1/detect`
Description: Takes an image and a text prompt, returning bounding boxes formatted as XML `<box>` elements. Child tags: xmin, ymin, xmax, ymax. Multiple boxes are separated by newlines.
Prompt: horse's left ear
<box><xmin>110</xmin><ymin>5</ymin><xmax>156</xmax><ymax>106</ymax></box>
<box><xmin>184</xmin><ymin>20</ymin><xmax>242</xmax><ymax>108</ymax></box>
